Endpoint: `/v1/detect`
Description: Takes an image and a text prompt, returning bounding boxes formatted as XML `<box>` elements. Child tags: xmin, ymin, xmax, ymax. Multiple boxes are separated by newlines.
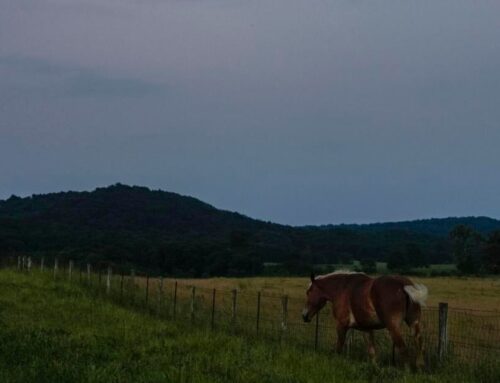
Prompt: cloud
<box><xmin>0</xmin><ymin>56</ymin><xmax>168</xmax><ymax>98</ymax></box>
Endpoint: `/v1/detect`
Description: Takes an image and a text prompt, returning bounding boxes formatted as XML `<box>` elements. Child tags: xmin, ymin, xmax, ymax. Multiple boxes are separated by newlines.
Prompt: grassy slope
<box><xmin>0</xmin><ymin>270</ymin><xmax>497</xmax><ymax>383</ymax></box>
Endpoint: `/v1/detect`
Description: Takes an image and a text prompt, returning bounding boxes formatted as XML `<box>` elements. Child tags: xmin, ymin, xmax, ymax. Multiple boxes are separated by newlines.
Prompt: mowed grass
<box><xmin>0</xmin><ymin>270</ymin><xmax>498</xmax><ymax>383</ymax></box>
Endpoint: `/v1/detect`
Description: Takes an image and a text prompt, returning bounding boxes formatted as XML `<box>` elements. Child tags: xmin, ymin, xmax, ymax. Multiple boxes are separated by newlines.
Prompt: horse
<box><xmin>302</xmin><ymin>271</ymin><xmax>428</xmax><ymax>368</ymax></box>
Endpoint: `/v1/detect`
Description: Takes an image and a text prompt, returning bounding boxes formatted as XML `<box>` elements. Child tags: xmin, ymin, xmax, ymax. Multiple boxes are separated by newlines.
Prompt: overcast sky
<box><xmin>1</xmin><ymin>0</ymin><xmax>499</xmax><ymax>225</ymax></box>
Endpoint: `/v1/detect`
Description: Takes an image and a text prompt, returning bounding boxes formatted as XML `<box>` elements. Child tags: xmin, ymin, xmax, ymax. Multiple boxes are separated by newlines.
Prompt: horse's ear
<box><xmin>310</xmin><ymin>272</ymin><xmax>315</xmax><ymax>283</ymax></box>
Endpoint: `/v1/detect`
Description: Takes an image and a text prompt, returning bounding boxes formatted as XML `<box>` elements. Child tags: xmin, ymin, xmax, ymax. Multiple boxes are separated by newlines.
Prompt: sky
<box><xmin>1</xmin><ymin>0</ymin><xmax>500</xmax><ymax>225</ymax></box>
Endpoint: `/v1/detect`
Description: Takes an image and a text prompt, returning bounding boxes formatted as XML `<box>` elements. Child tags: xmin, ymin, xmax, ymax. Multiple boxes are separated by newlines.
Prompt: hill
<box><xmin>1</xmin><ymin>184</ymin><xmax>499</xmax><ymax>276</ymax></box>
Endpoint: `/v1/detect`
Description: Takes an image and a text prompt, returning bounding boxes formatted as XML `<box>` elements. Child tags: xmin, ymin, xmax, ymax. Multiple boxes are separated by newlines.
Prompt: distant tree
<box><xmin>449</xmin><ymin>225</ymin><xmax>483</xmax><ymax>274</ymax></box>
<box><xmin>387</xmin><ymin>249</ymin><xmax>410</xmax><ymax>272</ymax></box>
<box><xmin>483</xmin><ymin>231</ymin><xmax>500</xmax><ymax>274</ymax></box>
<box><xmin>359</xmin><ymin>258</ymin><xmax>376</xmax><ymax>274</ymax></box>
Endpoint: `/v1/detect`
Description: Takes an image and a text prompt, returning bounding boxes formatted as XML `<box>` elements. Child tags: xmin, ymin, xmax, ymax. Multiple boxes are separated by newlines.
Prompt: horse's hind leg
<box><xmin>410</xmin><ymin>320</ymin><xmax>424</xmax><ymax>370</ymax></box>
<box><xmin>363</xmin><ymin>330</ymin><xmax>376</xmax><ymax>365</ymax></box>
<box><xmin>336</xmin><ymin>325</ymin><xmax>347</xmax><ymax>354</ymax></box>
<box><xmin>387</xmin><ymin>323</ymin><xmax>409</xmax><ymax>368</ymax></box>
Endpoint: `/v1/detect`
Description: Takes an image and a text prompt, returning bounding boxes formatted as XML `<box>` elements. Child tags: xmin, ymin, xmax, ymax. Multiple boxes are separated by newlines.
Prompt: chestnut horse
<box><xmin>302</xmin><ymin>271</ymin><xmax>427</xmax><ymax>368</ymax></box>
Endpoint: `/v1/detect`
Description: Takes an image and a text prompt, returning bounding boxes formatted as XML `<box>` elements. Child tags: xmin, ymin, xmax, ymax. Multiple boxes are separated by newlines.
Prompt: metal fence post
<box><xmin>158</xmin><ymin>276</ymin><xmax>164</xmax><ymax>316</ymax></box>
<box><xmin>87</xmin><ymin>264</ymin><xmax>91</xmax><ymax>285</ymax></box>
<box><xmin>211</xmin><ymin>288</ymin><xmax>216</xmax><ymax>330</ymax></box>
<box><xmin>231</xmin><ymin>289</ymin><xmax>238</xmax><ymax>328</ymax></box>
<box><xmin>173</xmin><ymin>281</ymin><xmax>178</xmax><ymax>320</ymax></box>
<box><xmin>106</xmin><ymin>266</ymin><xmax>112</xmax><ymax>295</ymax></box>
<box><xmin>281</xmin><ymin>295</ymin><xmax>288</xmax><ymax>331</ymax></box>
<box><xmin>190</xmin><ymin>286</ymin><xmax>196</xmax><ymax>323</ymax></box>
<box><xmin>68</xmin><ymin>260</ymin><xmax>73</xmax><ymax>281</ymax></box>
<box><xmin>314</xmin><ymin>309</ymin><xmax>320</xmax><ymax>350</ymax></box>
<box><xmin>145</xmin><ymin>275</ymin><xmax>150</xmax><ymax>307</ymax></box>
<box><xmin>130</xmin><ymin>269</ymin><xmax>135</xmax><ymax>305</ymax></box>
<box><xmin>120</xmin><ymin>271</ymin><xmax>124</xmax><ymax>302</ymax></box>
<box><xmin>256</xmin><ymin>291</ymin><xmax>261</xmax><ymax>333</ymax></box>
<box><xmin>438</xmin><ymin>302</ymin><xmax>449</xmax><ymax>361</ymax></box>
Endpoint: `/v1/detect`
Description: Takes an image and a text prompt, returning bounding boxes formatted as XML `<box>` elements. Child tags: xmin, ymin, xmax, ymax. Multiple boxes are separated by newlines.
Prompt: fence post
<box><xmin>40</xmin><ymin>257</ymin><xmax>44</xmax><ymax>272</ymax></box>
<box><xmin>190</xmin><ymin>286</ymin><xmax>196</xmax><ymax>323</ymax></box>
<box><xmin>22</xmin><ymin>256</ymin><xmax>26</xmax><ymax>270</ymax></box>
<box><xmin>281</xmin><ymin>295</ymin><xmax>288</xmax><ymax>332</ymax></box>
<box><xmin>145</xmin><ymin>275</ymin><xmax>150</xmax><ymax>307</ymax></box>
<box><xmin>211</xmin><ymin>288</ymin><xmax>216</xmax><ymax>330</ymax></box>
<box><xmin>231</xmin><ymin>289</ymin><xmax>238</xmax><ymax>328</ymax></box>
<box><xmin>173</xmin><ymin>281</ymin><xmax>178</xmax><ymax>320</ymax></box>
<box><xmin>53</xmin><ymin>258</ymin><xmax>58</xmax><ymax>280</ymax></box>
<box><xmin>120</xmin><ymin>271</ymin><xmax>124</xmax><ymax>302</ymax></box>
<box><xmin>130</xmin><ymin>269</ymin><xmax>135</xmax><ymax>305</ymax></box>
<box><xmin>27</xmin><ymin>257</ymin><xmax>32</xmax><ymax>272</ymax></box>
<box><xmin>68</xmin><ymin>260</ymin><xmax>73</xmax><ymax>281</ymax></box>
<box><xmin>256</xmin><ymin>291</ymin><xmax>261</xmax><ymax>333</ymax></box>
<box><xmin>158</xmin><ymin>276</ymin><xmax>164</xmax><ymax>316</ymax></box>
<box><xmin>79</xmin><ymin>264</ymin><xmax>82</xmax><ymax>283</ymax></box>
<box><xmin>438</xmin><ymin>302</ymin><xmax>449</xmax><ymax>361</ymax></box>
<box><xmin>98</xmin><ymin>267</ymin><xmax>102</xmax><ymax>288</ymax></box>
<box><xmin>106</xmin><ymin>266</ymin><xmax>112</xmax><ymax>295</ymax></box>
<box><xmin>17</xmin><ymin>256</ymin><xmax>21</xmax><ymax>270</ymax></box>
<box><xmin>87</xmin><ymin>264</ymin><xmax>91</xmax><ymax>285</ymax></box>
<box><xmin>314</xmin><ymin>309</ymin><xmax>320</xmax><ymax>350</ymax></box>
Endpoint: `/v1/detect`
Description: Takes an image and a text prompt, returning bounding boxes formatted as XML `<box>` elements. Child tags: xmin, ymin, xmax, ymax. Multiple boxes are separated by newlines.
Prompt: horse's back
<box><xmin>371</xmin><ymin>275</ymin><xmax>421</xmax><ymax>325</ymax></box>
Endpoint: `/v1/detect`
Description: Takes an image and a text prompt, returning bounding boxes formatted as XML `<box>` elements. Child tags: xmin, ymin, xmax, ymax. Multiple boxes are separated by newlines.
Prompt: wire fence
<box><xmin>8</xmin><ymin>255</ymin><xmax>500</xmax><ymax>369</ymax></box>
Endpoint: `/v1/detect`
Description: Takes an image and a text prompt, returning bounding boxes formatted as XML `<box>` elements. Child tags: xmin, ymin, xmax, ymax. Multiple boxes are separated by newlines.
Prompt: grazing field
<box><xmin>172</xmin><ymin>274</ymin><xmax>500</xmax><ymax>312</ymax></box>
<box><xmin>0</xmin><ymin>269</ymin><xmax>499</xmax><ymax>383</ymax></box>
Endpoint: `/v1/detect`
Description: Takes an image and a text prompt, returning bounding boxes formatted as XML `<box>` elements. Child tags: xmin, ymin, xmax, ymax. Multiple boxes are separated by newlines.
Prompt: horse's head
<box><xmin>302</xmin><ymin>272</ymin><xmax>327</xmax><ymax>323</ymax></box>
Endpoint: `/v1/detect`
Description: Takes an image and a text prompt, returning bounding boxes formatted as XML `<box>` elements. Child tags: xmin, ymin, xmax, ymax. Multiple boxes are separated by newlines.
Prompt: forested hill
<box><xmin>1</xmin><ymin>184</ymin><xmax>499</xmax><ymax>276</ymax></box>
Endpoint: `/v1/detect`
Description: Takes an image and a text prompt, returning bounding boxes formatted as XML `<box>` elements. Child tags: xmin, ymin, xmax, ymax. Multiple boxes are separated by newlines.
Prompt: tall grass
<box><xmin>0</xmin><ymin>269</ymin><xmax>498</xmax><ymax>383</ymax></box>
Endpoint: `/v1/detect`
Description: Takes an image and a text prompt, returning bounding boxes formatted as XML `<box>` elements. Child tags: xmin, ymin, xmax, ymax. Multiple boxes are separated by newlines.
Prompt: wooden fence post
<box><xmin>40</xmin><ymin>257</ymin><xmax>44</xmax><ymax>272</ymax></box>
<box><xmin>190</xmin><ymin>286</ymin><xmax>196</xmax><ymax>323</ymax></box>
<box><xmin>314</xmin><ymin>309</ymin><xmax>320</xmax><ymax>350</ymax></box>
<box><xmin>106</xmin><ymin>266</ymin><xmax>112</xmax><ymax>295</ymax></box>
<box><xmin>68</xmin><ymin>260</ymin><xmax>73</xmax><ymax>281</ymax></box>
<box><xmin>281</xmin><ymin>295</ymin><xmax>288</xmax><ymax>331</ymax></box>
<box><xmin>438</xmin><ymin>302</ymin><xmax>449</xmax><ymax>361</ymax></box>
<box><xmin>256</xmin><ymin>291</ymin><xmax>261</xmax><ymax>333</ymax></box>
<box><xmin>173</xmin><ymin>281</ymin><xmax>178</xmax><ymax>320</ymax></box>
<box><xmin>231</xmin><ymin>289</ymin><xmax>238</xmax><ymax>328</ymax></box>
<box><xmin>86</xmin><ymin>264</ymin><xmax>91</xmax><ymax>285</ymax></box>
<box><xmin>211</xmin><ymin>288</ymin><xmax>216</xmax><ymax>330</ymax></box>
<box><xmin>158</xmin><ymin>277</ymin><xmax>164</xmax><ymax>316</ymax></box>
<box><xmin>53</xmin><ymin>258</ymin><xmax>58</xmax><ymax>280</ymax></box>
<box><xmin>27</xmin><ymin>257</ymin><xmax>32</xmax><ymax>272</ymax></box>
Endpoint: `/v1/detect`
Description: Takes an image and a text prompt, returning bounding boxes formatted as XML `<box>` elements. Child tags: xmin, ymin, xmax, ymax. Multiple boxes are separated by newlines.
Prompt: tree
<box><xmin>449</xmin><ymin>225</ymin><xmax>483</xmax><ymax>274</ymax></box>
<box><xmin>483</xmin><ymin>231</ymin><xmax>500</xmax><ymax>274</ymax></box>
<box><xmin>359</xmin><ymin>258</ymin><xmax>376</xmax><ymax>274</ymax></box>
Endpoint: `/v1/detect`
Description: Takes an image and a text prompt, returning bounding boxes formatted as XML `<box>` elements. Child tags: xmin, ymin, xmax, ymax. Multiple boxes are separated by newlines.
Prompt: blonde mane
<box><xmin>315</xmin><ymin>270</ymin><xmax>364</xmax><ymax>280</ymax></box>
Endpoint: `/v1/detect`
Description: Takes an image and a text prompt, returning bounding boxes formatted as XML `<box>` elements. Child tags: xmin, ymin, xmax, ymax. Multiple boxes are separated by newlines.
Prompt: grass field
<box><xmin>1</xmin><ymin>269</ymin><xmax>499</xmax><ymax>382</ymax></box>
<box><xmin>173</xmin><ymin>274</ymin><xmax>500</xmax><ymax>312</ymax></box>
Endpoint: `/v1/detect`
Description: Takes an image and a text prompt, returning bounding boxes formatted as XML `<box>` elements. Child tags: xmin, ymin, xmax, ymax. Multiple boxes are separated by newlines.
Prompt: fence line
<box><xmin>8</xmin><ymin>256</ymin><xmax>500</xmax><ymax>369</ymax></box>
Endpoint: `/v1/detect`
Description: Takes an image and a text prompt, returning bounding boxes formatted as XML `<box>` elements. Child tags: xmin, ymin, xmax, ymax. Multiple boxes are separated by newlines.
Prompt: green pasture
<box><xmin>0</xmin><ymin>269</ymin><xmax>497</xmax><ymax>383</ymax></box>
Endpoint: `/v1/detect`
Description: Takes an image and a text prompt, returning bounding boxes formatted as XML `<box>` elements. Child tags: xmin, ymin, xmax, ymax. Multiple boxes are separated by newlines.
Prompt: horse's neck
<box><xmin>318</xmin><ymin>276</ymin><xmax>346</xmax><ymax>301</ymax></box>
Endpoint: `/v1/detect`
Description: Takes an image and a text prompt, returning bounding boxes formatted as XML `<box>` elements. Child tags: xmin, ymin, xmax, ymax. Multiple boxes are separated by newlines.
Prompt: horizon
<box><xmin>2</xmin><ymin>1</ymin><xmax>500</xmax><ymax>225</ymax></box>
<box><xmin>1</xmin><ymin>183</ymin><xmax>498</xmax><ymax>227</ymax></box>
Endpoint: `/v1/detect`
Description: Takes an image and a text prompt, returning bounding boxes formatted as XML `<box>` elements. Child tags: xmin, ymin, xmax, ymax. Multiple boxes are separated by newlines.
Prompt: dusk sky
<box><xmin>1</xmin><ymin>0</ymin><xmax>499</xmax><ymax>225</ymax></box>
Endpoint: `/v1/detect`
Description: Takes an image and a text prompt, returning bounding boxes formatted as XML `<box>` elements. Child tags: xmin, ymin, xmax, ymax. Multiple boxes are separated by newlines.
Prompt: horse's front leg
<box><xmin>336</xmin><ymin>325</ymin><xmax>348</xmax><ymax>354</ymax></box>
<box><xmin>363</xmin><ymin>330</ymin><xmax>377</xmax><ymax>365</ymax></box>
